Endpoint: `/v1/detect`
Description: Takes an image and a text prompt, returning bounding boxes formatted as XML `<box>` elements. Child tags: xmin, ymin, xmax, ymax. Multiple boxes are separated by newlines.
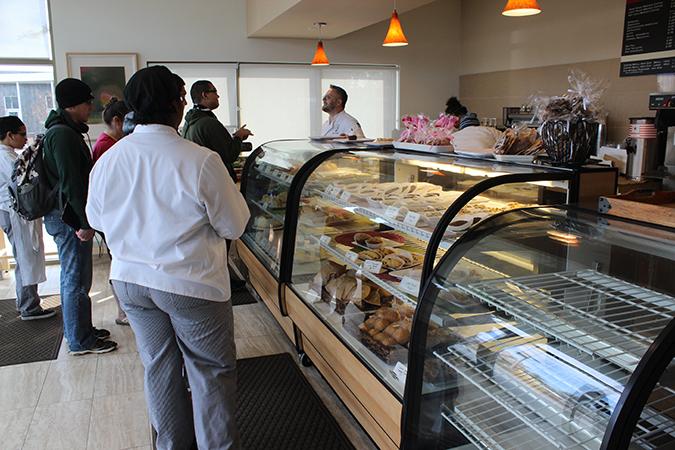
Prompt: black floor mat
<box><xmin>236</xmin><ymin>353</ymin><xmax>355</xmax><ymax>450</ymax></box>
<box><xmin>231</xmin><ymin>288</ymin><xmax>257</xmax><ymax>306</ymax></box>
<box><xmin>0</xmin><ymin>297</ymin><xmax>63</xmax><ymax>367</ymax></box>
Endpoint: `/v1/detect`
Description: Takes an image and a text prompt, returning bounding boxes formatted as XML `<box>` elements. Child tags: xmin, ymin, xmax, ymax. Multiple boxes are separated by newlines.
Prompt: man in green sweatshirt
<box><xmin>182</xmin><ymin>80</ymin><xmax>252</xmax><ymax>182</ymax></box>
<box><xmin>42</xmin><ymin>78</ymin><xmax>117</xmax><ymax>355</ymax></box>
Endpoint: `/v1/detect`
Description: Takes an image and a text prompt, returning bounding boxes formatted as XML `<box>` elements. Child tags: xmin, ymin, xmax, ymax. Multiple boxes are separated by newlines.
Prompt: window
<box><xmin>150</xmin><ymin>62</ymin><xmax>238</xmax><ymax>131</ymax></box>
<box><xmin>0</xmin><ymin>0</ymin><xmax>52</xmax><ymax>60</ymax></box>
<box><xmin>4</xmin><ymin>96</ymin><xmax>19</xmax><ymax>109</ymax></box>
<box><xmin>239</xmin><ymin>64</ymin><xmax>399</xmax><ymax>149</ymax></box>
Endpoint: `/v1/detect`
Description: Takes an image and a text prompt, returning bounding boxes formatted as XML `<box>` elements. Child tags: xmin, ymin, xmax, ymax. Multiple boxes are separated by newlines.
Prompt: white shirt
<box><xmin>86</xmin><ymin>124</ymin><xmax>250</xmax><ymax>302</ymax></box>
<box><xmin>321</xmin><ymin>110</ymin><xmax>365</xmax><ymax>138</ymax></box>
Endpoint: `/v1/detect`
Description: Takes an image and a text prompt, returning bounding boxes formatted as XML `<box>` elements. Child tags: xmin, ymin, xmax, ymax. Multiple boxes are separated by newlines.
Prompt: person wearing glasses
<box><xmin>42</xmin><ymin>78</ymin><xmax>117</xmax><ymax>355</ymax></box>
<box><xmin>182</xmin><ymin>80</ymin><xmax>252</xmax><ymax>183</ymax></box>
<box><xmin>0</xmin><ymin>116</ymin><xmax>51</xmax><ymax>321</ymax></box>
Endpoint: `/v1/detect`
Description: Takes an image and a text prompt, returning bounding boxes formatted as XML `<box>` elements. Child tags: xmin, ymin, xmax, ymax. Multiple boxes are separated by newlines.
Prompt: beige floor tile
<box><xmin>37</xmin><ymin>358</ymin><xmax>98</xmax><ymax>406</ymax></box>
<box><xmin>87</xmin><ymin>392</ymin><xmax>150</xmax><ymax>450</ymax></box>
<box><xmin>0</xmin><ymin>407</ymin><xmax>34</xmax><ymax>450</ymax></box>
<box><xmin>235</xmin><ymin>332</ymin><xmax>294</xmax><ymax>359</ymax></box>
<box><xmin>0</xmin><ymin>361</ymin><xmax>50</xmax><ymax>410</ymax></box>
<box><xmin>94</xmin><ymin>353</ymin><xmax>145</xmax><ymax>398</ymax></box>
<box><xmin>23</xmin><ymin>399</ymin><xmax>91</xmax><ymax>450</ymax></box>
<box><xmin>233</xmin><ymin>303</ymin><xmax>284</xmax><ymax>338</ymax></box>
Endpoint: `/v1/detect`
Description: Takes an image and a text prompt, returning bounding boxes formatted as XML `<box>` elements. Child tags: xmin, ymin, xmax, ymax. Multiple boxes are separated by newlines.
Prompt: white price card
<box><xmin>362</xmin><ymin>260</ymin><xmax>383</xmax><ymax>273</ymax></box>
<box><xmin>283</xmin><ymin>173</ymin><xmax>293</xmax><ymax>182</ymax></box>
<box><xmin>404</xmin><ymin>211</ymin><xmax>421</xmax><ymax>227</ymax></box>
<box><xmin>399</xmin><ymin>276</ymin><xmax>421</xmax><ymax>296</ymax></box>
<box><xmin>324</xmin><ymin>185</ymin><xmax>334</xmax><ymax>196</ymax></box>
<box><xmin>319</xmin><ymin>235</ymin><xmax>331</xmax><ymax>245</ymax></box>
<box><xmin>340</xmin><ymin>191</ymin><xmax>352</xmax><ymax>202</ymax></box>
<box><xmin>393</xmin><ymin>362</ymin><xmax>408</xmax><ymax>383</ymax></box>
<box><xmin>384</xmin><ymin>206</ymin><xmax>400</xmax><ymax>219</ymax></box>
<box><xmin>345</xmin><ymin>251</ymin><xmax>359</xmax><ymax>263</ymax></box>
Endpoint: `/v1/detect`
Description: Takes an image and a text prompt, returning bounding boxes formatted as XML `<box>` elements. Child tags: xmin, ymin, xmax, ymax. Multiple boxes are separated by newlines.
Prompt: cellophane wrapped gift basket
<box><xmin>533</xmin><ymin>70</ymin><xmax>607</xmax><ymax>166</ymax></box>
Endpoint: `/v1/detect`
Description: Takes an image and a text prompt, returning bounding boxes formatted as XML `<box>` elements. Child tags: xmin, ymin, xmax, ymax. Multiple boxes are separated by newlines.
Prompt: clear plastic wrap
<box><xmin>493</xmin><ymin>122</ymin><xmax>544</xmax><ymax>155</ymax></box>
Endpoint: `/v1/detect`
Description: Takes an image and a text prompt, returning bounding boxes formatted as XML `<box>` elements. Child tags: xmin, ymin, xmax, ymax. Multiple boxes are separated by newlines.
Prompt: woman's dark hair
<box><xmin>0</xmin><ymin>115</ymin><xmax>25</xmax><ymax>140</ymax></box>
<box><xmin>445</xmin><ymin>96</ymin><xmax>468</xmax><ymax>116</ymax></box>
<box><xmin>123</xmin><ymin>66</ymin><xmax>184</xmax><ymax>126</ymax></box>
<box><xmin>102</xmin><ymin>98</ymin><xmax>130</xmax><ymax>126</ymax></box>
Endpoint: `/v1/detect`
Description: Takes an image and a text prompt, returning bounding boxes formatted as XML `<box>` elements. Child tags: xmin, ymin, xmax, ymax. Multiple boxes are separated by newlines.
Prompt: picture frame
<box><xmin>66</xmin><ymin>52</ymin><xmax>138</xmax><ymax>124</ymax></box>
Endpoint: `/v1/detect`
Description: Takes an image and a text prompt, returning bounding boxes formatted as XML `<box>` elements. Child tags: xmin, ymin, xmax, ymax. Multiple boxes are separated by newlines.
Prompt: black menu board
<box><xmin>620</xmin><ymin>0</ymin><xmax>675</xmax><ymax>76</ymax></box>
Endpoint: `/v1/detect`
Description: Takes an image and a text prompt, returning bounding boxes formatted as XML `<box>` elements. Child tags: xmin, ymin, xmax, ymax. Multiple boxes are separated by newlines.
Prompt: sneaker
<box><xmin>21</xmin><ymin>309</ymin><xmax>56</xmax><ymax>321</ymax></box>
<box><xmin>94</xmin><ymin>328</ymin><xmax>111</xmax><ymax>340</ymax></box>
<box><xmin>69</xmin><ymin>339</ymin><xmax>118</xmax><ymax>356</ymax></box>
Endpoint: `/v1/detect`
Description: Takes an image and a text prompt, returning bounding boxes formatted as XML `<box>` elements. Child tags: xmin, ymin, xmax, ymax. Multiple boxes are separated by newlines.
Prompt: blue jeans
<box><xmin>44</xmin><ymin>210</ymin><xmax>96</xmax><ymax>351</ymax></box>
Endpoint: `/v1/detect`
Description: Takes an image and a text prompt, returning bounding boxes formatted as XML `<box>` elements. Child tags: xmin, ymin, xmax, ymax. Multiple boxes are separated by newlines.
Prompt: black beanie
<box><xmin>123</xmin><ymin>66</ymin><xmax>180</xmax><ymax>123</ymax></box>
<box><xmin>55</xmin><ymin>78</ymin><xmax>94</xmax><ymax>109</ymax></box>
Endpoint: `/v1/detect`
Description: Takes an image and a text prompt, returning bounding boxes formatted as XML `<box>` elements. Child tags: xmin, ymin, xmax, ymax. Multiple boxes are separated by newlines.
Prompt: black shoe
<box><xmin>21</xmin><ymin>309</ymin><xmax>56</xmax><ymax>321</ymax></box>
<box><xmin>94</xmin><ymin>328</ymin><xmax>111</xmax><ymax>340</ymax></box>
<box><xmin>231</xmin><ymin>278</ymin><xmax>247</xmax><ymax>292</ymax></box>
<box><xmin>69</xmin><ymin>339</ymin><xmax>118</xmax><ymax>356</ymax></box>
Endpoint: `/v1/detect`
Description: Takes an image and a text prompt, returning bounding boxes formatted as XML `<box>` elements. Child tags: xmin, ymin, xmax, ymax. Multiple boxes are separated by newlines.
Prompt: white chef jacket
<box><xmin>86</xmin><ymin>124</ymin><xmax>250</xmax><ymax>302</ymax></box>
<box><xmin>321</xmin><ymin>111</ymin><xmax>365</xmax><ymax>138</ymax></box>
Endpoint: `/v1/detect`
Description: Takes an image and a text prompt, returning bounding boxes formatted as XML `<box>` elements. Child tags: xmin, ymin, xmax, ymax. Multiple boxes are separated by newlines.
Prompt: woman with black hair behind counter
<box><xmin>445</xmin><ymin>96</ymin><xmax>480</xmax><ymax>130</ymax></box>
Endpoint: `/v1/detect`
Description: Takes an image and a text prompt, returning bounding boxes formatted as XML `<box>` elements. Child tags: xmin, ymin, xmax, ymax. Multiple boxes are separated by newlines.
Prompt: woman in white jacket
<box><xmin>0</xmin><ymin>116</ymin><xmax>50</xmax><ymax>320</ymax></box>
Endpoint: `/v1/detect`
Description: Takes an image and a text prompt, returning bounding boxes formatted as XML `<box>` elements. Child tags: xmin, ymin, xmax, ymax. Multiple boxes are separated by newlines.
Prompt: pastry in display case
<box><xmin>285</xmin><ymin>147</ymin><xmax>616</xmax><ymax>399</ymax></box>
<box><xmin>402</xmin><ymin>206</ymin><xmax>675</xmax><ymax>450</ymax></box>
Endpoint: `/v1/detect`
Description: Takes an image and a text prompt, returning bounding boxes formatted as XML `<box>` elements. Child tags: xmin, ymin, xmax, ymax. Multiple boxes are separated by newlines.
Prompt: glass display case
<box><xmin>402</xmin><ymin>206</ymin><xmax>675</xmax><ymax>449</ymax></box>
<box><xmin>285</xmin><ymin>149</ymin><xmax>615</xmax><ymax>398</ymax></box>
<box><xmin>240</xmin><ymin>140</ymin><xmax>351</xmax><ymax>277</ymax></box>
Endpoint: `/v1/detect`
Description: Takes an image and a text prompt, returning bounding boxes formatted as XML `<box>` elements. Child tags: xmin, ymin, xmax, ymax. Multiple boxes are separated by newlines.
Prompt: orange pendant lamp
<box><xmin>502</xmin><ymin>0</ymin><xmax>542</xmax><ymax>17</ymax></box>
<box><xmin>383</xmin><ymin>8</ymin><xmax>408</xmax><ymax>47</ymax></box>
<box><xmin>311</xmin><ymin>22</ymin><xmax>329</xmax><ymax>66</ymax></box>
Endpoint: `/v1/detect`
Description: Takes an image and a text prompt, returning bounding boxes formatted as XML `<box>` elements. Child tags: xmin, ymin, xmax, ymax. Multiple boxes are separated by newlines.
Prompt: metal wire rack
<box><xmin>457</xmin><ymin>270</ymin><xmax>675</xmax><ymax>372</ymax></box>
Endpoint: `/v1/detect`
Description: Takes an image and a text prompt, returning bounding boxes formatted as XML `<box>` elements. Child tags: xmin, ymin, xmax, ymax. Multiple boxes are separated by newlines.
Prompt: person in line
<box><xmin>321</xmin><ymin>85</ymin><xmax>365</xmax><ymax>138</ymax></box>
<box><xmin>182</xmin><ymin>80</ymin><xmax>252</xmax><ymax>182</ymax></box>
<box><xmin>87</xmin><ymin>66</ymin><xmax>250</xmax><ymax>450</ymax></box>
<box><xmin>182</xmin><ymin>79</ymin><xmax>252</xmax><ymax>292</ymax></box>
<box><xmin>445</xmin><ymin>96</ymin><xmax>480</xmax><ymax>130</ymax></box>
<box><xmin>0</xmin><ymin>116</ymin><xmax>51</xmax><ymax>320</ymax></box>
<box><xmin>92</xmin><ymin>98</ymin><xmax>131</xmax><ymax>326</ymax></box>
<box><xmin>92</xmin><ymin>98</ymin><xmax>129</xmax><ymax>163</ymax></box>
<box><xmin>43</xmin><ymin>78</ymin><xmax>117</xmax><ymax>355</ymax></box>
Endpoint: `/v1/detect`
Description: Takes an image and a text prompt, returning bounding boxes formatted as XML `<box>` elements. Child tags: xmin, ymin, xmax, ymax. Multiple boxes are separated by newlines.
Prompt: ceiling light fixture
<box><xmin>311</xmin><ymin>22</ymin><xmax>329</xmax><ymax>66</ymax></box>
<box><xmin>383</xmin><ymin>1</ymin><xmax>408</xmax><ymax>47</ymax></box>
<box><xmin>502</xmin><ymin>0</ymin><xmax>542</xmax><ymax>17</ymax></box>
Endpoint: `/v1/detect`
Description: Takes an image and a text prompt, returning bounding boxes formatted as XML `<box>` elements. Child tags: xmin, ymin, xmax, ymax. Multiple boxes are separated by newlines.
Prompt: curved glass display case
<box><xmin>285</xmin><ymin>150</ymin><xmax>614</xmax><ymax>398</ymax></box>
<box><xmin>402</xmin><ymin>207</ymin><xmax>675</xmax><ymax>449</ymax></box>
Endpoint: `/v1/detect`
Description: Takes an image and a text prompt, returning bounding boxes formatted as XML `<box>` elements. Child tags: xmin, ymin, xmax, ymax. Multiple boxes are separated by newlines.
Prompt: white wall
<box><xmin>49</xmin><ymin>0</ymin><xmax>461</xmax><ymax>120</ymax></box>
<box><xmin>461</xmin><ymin>0</ymin><xmax>625</xmax><ymax>75</ymax></box>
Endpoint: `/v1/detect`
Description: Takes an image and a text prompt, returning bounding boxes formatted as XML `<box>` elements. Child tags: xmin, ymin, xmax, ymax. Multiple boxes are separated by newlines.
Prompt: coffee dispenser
<box><xmin>649</xmin><ymin>93</ymin><xmax>675</xmax><ymax>189</ymax></box>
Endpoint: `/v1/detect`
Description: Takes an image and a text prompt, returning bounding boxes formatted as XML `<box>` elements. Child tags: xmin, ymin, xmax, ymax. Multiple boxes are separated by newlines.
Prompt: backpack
<box><xmin>7</xmin><ymin>127</ymin><xmax>63</xmax><ymax>220</ymax></box>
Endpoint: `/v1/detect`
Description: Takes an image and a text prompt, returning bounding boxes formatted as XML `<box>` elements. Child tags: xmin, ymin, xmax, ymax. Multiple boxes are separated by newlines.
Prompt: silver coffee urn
<box><xmin>627</xmin><ymin>117</ymin><xmax>658</xmax><ymax>180</ymax></box>
<box><xmin>650</xmin><ymin>93</ymin><xmax>675</xmax><ymax>190</ymax></box>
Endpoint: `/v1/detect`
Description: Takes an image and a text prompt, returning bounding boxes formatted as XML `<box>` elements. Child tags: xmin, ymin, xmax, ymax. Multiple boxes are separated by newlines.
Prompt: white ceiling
<box><xmin>247</xmin><ymin>0</ymin><xmax>438</xmax><ymax>39</ymax></box>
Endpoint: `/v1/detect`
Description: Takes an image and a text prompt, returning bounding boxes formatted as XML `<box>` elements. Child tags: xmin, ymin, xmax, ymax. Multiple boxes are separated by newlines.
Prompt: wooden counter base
<box><xmin>285</xmin><ymin>286</ymin><xmax>402</xmax><ymax>449</ymax></box>
<box><xmin>236</xmin><ymin>240</ymin><xmax>294</xmax><ymax>341</ymax></box>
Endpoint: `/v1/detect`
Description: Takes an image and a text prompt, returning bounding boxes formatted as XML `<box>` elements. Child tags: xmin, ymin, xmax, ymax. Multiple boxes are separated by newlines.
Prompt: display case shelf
<box><xmin>456</xmin><ymin>270</ymin><xmax>675</xmax><ymax>372</ymax></box>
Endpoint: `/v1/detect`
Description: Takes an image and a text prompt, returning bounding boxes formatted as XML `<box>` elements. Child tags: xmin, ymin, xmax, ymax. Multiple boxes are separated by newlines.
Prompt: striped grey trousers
<box><xmin>112</xmin><ymin>281</ymin><xmax>239</xmax><ymax>450</ymax></box>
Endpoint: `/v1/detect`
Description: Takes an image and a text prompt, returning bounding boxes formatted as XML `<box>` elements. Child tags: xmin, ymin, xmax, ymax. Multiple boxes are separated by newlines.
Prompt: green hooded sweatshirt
<box><xmin>181</xmin><ymin>107</ymin><xmax>240</xmax><ymax>181</ymax></box>
<box><xmin>42</xmin><ymin>109</ymin><xmax>93</xmax><ymax>230</ymax></box>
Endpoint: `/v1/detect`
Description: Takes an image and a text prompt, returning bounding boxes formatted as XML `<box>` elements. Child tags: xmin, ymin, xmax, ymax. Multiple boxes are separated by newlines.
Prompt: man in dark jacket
<box><xmin>182</xmin><ymin>80</ymin><xmax>252</xmax><ymax>182</ymax></box>
<box><xmin>42</xmin><ymin>78</ymin><xmax>117</xmax><ymax>355</ymax></box>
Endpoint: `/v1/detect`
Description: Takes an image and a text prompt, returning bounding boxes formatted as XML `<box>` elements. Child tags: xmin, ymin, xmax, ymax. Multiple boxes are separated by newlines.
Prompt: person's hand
<box><xmin>234</xmin><ymin>125</ymin><xmax>253</xmax><ymax>141</ymax></box>
<box><xmin>76</xmin><ymin>229</ymin><xmax>95</xmax><ymax>241</ymax></box>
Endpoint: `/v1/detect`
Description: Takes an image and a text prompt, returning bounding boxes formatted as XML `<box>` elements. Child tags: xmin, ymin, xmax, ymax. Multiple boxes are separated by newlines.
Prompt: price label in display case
<box><xmin>363</xmin><ymin>260</ymin><xmax>383</xmax><ymax>273</ymax></box>
<box><xmin>399</xmin><ymin>276</ymin><xmax>421</xmax><ymax>296</ymax></box>
<box><xmin>324</xmin><ymin>185</ymin><xmax>335</xmax><ymax>196</ymax></box>
<box><xmin>340</xmin><ymin>191</ymin><xmax>352</xmax><ymax>203</ymax></box>
<box><xmin>319</xmin><ymin>235</ymin><xmax>331</xmax><ymax>245</ymax></box>
<box><xmin>384</xmin><ymin>206</ymin><xmax>400</xmax><ymax>219</ymax></box>
<box><xmin>345</xmin><ymin>251</ymin><xmax>359</xmax><ymax>263</ymax></box>
<box><xmin>392</xmin><ymin>362</ymin><xmax>408</xmax><ymax>383</ymax></box>
<box><xmin>404</xmin><ymin>212</ymin><xmax>421</xmax><ymax>227</ymax></box>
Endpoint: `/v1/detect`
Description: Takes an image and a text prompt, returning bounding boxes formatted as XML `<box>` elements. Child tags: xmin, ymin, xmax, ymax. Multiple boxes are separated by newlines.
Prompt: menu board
<box><xmin>620</xmin><ymin>0</ymin><xmax>675</xmax><ymax>76</ymax></box>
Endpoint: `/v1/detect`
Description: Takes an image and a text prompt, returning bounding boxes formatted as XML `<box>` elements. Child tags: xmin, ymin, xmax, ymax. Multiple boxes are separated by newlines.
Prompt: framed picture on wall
<box><xmin>66</xmin><ymin>52</ymin><xmax>138</xmax><ymax>124</ymax></box>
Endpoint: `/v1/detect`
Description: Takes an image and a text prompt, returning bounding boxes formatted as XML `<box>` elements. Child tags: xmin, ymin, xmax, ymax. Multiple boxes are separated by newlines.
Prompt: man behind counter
<box><xmin>321</xmin><ymin>85</ymin><xmax>365</xmax><ymax>138</ymax></box>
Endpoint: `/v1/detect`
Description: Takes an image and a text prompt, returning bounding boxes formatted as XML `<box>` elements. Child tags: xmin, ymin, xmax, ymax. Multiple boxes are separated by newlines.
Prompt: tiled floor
<box><xmin>0</xmin><ymin>258</ymin><xmax>377</xmax><ymax>450</ymax></box>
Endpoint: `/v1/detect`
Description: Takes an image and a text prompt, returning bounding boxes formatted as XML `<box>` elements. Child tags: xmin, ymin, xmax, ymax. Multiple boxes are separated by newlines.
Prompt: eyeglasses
<box><xmin>204</xmin><ymin>89</ymin><xmax>218</xmax><ymax>94</ymax></box>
